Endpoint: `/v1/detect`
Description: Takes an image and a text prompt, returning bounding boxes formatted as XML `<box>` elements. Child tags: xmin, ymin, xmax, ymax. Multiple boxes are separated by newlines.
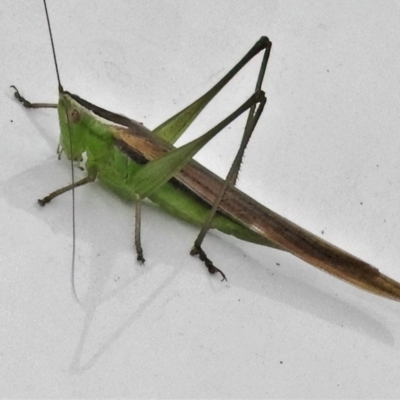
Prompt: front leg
<box><xmin>11</xmin><ymin>86</ymin><xmax>57</xmax><ymax>109</ymax></box>
<box><xmin>38</xmin><ymin>174</ymin><xmax>96</xmax><ymax>206</ymax></box>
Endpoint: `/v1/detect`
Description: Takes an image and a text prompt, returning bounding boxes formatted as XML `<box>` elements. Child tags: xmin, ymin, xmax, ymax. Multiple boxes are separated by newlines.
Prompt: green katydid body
<box><xmin>58</xmin><ymin>91</ymin><xmax>400</xmax><ymax>302</ymax></box>
<box><xmin>13</xmin><ymin>3</ymin><xmax>400</xmax><ymax>302</ymax></box>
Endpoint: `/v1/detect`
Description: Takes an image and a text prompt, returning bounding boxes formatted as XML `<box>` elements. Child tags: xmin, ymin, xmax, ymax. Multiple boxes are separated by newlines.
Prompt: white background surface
<box><xmin>2</xmin><ymin>0</ymin><xmax>400</xmax><ymax>398</ymax></box>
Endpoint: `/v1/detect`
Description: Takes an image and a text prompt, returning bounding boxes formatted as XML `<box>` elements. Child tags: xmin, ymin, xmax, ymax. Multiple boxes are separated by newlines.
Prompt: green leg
<box><xmin>190</xmin><ymin>38</ymin><xmax>271</xmax><ymax>281</ymax></box>
<box><xmin>153</xmin><ymin>37</ymin><xmax>272</xmax><ymax>145</ymax></box>
<box><xmin>130</xmin><ymin>91</ymin><xmax>265</xmax><ymax>276</ymax></box>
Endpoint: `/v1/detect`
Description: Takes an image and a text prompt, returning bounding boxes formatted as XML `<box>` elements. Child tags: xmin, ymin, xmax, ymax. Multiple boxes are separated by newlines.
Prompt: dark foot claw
<box><xmin>207</xmin><ymin>265</ymin><xmax>227</xmax><ymax>282</ymax></box>
<box><xmin>190</xmin><ymin>245</ymin><xmax>227</xmax><ymax>282</ymax></box>
<box><xmin>38</xmin><ymin>197</ymin><xmax>50</xmax><ymax>207</ymax></box>
<box><xmin>137</xmin><ymin>254</ymin><xmax>145</xmax><ymax>265</ymax></box>
<box><xmin>10</xmin><ymin>85</ymin><xmax>33</xmax><ymax>108</ymax></box>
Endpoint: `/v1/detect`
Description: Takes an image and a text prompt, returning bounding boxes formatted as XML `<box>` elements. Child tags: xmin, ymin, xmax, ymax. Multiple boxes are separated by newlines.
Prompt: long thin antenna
<box><xmin>43</xmin><ymin>0</ymin><xmax>79</xmax><ymax>303</ymax></box>
<box><xmin>43</xmin><ymin>0</ymin><xmax>62</xmax><ymax>91</ymax></box>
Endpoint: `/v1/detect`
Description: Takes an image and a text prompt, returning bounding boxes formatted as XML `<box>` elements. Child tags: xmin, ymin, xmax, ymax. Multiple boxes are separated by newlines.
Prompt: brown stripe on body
<box><xmin>176</xmin><ymin>163</ymin><xmax>400</xmax><ymax>299</ymax></box>
<box><xmin>113</xmin><ymin>125</ymin><xmax>376</xmax><ymax>279</ymax></box>
<box><xmin>177</xmin><ymin>161</ymin><xmax>380</xmax><ymax>278</ymax></box>
<box><xmin>67</xmin><ymin>91</ymin><xmax>400</xmax><ymax>300</ymax></box>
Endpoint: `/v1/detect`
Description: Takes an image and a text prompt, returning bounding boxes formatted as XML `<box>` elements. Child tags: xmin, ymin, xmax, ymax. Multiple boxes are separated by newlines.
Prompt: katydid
<box><xmin>12</xmin><ymin>0</ymin><xmax>400</xmax><ymax>303</ymax></box>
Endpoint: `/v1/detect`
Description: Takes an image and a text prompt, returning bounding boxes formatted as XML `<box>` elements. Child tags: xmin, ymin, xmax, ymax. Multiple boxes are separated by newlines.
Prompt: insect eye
<box><xmin>69</xmin><ymin>108</ymin><xmax>81</xmax><ymax>123</ymax></box>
